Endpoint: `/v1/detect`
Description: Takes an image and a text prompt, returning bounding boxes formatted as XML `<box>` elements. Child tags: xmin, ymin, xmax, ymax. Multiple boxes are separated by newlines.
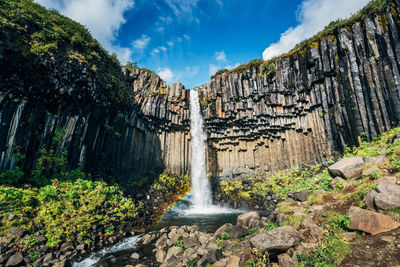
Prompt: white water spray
<box><xmin>189</xmin><ymin>89</ymin><xmax>212</xmax><ymax>209</ymax></box>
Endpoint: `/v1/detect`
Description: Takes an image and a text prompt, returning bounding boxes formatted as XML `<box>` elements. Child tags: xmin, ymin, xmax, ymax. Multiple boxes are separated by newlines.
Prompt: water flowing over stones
<box><xmin>1</xmin><ymin>2</ymin><xmax>400</xmax><ymax>183</ymax></box>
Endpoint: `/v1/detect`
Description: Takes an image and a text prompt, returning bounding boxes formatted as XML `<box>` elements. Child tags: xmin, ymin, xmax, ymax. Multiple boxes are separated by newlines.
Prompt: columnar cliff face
<box><xmin>1</xmin><ymin>0</ymin><xmax>400</xmax><ymax>183</ymax></box>
<box><xmin>197</xmin><ymin>3</ymin><xmax>400</xmax><ymax>177</ymax></box>
<box><xmin>0</xmin><ymin>60</ymin><xmax>190</xmax><ymax>183</ymax></box>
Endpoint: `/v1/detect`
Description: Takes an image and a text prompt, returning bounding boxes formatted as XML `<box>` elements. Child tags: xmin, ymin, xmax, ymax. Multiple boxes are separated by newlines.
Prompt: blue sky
<box><xmin>35</xmin><ymin>0</ymin><xmax>370</xmax><ymax>88</ymax></box>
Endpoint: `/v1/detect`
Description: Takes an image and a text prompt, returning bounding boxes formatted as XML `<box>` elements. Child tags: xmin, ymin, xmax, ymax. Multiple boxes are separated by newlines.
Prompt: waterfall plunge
<box><xmin>189</xmin><ymin>89</ymin><xmax>212</xmax><ymax>209</ymax></box>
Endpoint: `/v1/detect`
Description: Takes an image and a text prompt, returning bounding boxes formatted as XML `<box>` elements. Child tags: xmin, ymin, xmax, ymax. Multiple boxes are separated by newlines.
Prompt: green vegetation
<box><xmin>175</xmin><ymin>240</ymin><xmax>185</xmax><ymax>250</ymax></box>
<box><xmin>297</xmin><ymin>213</ymin><xmax>351</xmax><ymax>267</ymax></box>
<box><xmin>148</xmin><ymin>87</ymin><xmax>168</xmax><ymax>98</ymax></box>
<box><xmin>218</xmin><ymin>163</ymin><xmax>333</xmax><ymax>206</ymax></box>
<box><xmin>220</xmin><ymin>232</ymin><xmax>231</xmax><ymax>240</ymax></box>
<box><xmin>0</xmin><ymin>179</ymin><xmax>141</xmax><ymax>247</ymax></box>
<box><xmin>151</xmin><ymin>172</ymin><xmax>190</xmax><ymax>196</ymax></box>
<box><xmin>0</xmin><ymin>0</ymin><xmax>129</xmax><ymax>104</ymax></box>
<box><xmin>186</xmin><ymin>259</ymin><xmax>196</xmax><ymax>267</ymax></box>
<box><xmin>344</xmin><ymin>183</ymin><xmax>377</xmax><ymax>207</ymax></box>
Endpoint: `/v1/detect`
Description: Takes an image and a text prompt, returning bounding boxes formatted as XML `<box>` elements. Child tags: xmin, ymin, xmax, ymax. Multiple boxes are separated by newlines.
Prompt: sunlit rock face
<box><xmin>1</xmin><ymin>2</ymin><xmax>400</xmax><ymax>183</ymax></box>
<box><xmin>197</xmin><ymin>7</ymin><xmax>400</xmax><ymax>177</ymax></box>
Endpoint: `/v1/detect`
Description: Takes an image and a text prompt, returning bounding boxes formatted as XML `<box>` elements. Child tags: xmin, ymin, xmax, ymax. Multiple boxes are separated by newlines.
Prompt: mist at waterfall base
<box><xmin>72</xmin><ymin>90</ymin><xmax>241</xmax><ymax>266</ymax></box>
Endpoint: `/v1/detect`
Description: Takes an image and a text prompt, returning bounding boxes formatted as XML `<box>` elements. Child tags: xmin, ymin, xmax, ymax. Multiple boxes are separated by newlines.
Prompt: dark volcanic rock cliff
<box><xmin>1</xmin><ymin>0</ymin><xmax>400</xmax><ymax>183</ymax></box>
<box><xmin>197</xmin><ymin>1</ymin><xmax>400</xmax><ymax>177</ymax></box>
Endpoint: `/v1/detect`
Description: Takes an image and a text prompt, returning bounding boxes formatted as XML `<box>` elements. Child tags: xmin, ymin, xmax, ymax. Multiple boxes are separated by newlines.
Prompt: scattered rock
<box><xmin>374</xmin><ymin>183</ymin><xmax>400</xmax><ymax>210</ymax></box>
<box><xmin>213</xmin><ymin>223</ymin><xmax>247</xmax><ymax>240</ymax></box>
<box><xmin>362</xmin><ymin>165</ymin><xmax>380</xmax><ymax>177</ymax></box>
<box><xmin>293</xmin><ymin>191</ymin><xmax>308</xmax><ymax>202</ymax></box>
<box><xmin>363</xmin><ymin>190</ymin><xmax>378</xmax><ymax>211</ymax></box>
<box><xmin>5</xmin><ymin>253</ymin><xmax>23</xmax><ymax>267</ymax></box>
<box><xmin>237</xmin><ymin>211</ymin><xmax>260</xmax><ymax>229</ymax></box>
<box><xmin>374</xmin><ymin>176</ymin><xmax>398</xmax><ymax>184</ymax></box>
<box><xmin>342</xmin><ymin>232</ymin><xmax>357</xmax><ymax>241</ymax></box>
<box><xmin>0</xmin><ymin>253</ymin><xmax>11</xmax><ymax>264</ymax></box>
<box><xmin>7</xmin><ymin>214</ymin><xmax>17</xmax><ymax>221</ymax></box>
<box><xmin>347</xmin><ymin>206</ymin><xmax>400</xmax><ymax>235</ymax></box>
<box><xmin>155</xmin><ymin>248</ymin><xmax>166</xmax><ymax>263</ymax></box>
<box><xmin>9</xmin><ymin>227</ymin><xmax>27</xmax><ymax>238</ymax></box>
<box><xmin>60</xmin><ymin>241</ymin><xmax>74</xmax><ymax>252</ymax></box>
<box><xmin>130</xmin><ymin>253</ymin><xmax>140</xmax><ymax>260</ymax></box>
<box><xmin>43</xmin><ymin>252</ymin><xmax>54</xmax><ymax>264</ymax></box>
<box><xmin>249</xmin><ymin>226</ymin><xmax>300</xmax><ymax>253</ymax></box>
<box><xmin>141</xmin><ymin>233</ymin><xmax>157</xmax><ymax>246</ymax></box>
<box><xmin>328</xmin><ymin>157</ymin><xmax>365</xmax><ymax>180</ymax></box>
<box><xmin>225</xmin><ymin>255</ymin><xmax>240</xmax><ymax>267</ymax></box>
<box><xmin>364</xmin><ymin>156</ymin><xmax>385</xmax><ymax>164</ymax></box>
<box><xmin>278</xmin><ymin>253</ymin><xmax>296</xmax><ymax>267</ymax></box>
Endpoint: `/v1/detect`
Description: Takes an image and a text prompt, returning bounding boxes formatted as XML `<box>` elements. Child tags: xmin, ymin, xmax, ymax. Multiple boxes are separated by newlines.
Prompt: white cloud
<box><xmin>34</xmin><ymin>0</ymin><xmax>135</xmax><ymax>64</ymax></box>
<box><xmin>209</xmin><ymin>64</ymin><xmax>220</xmax><ymax>76</ymax></box>
<box><xmin>159</xmin><ymin>46</ymin><xmax>168</xmax><ymax>52</ymax></box>
<box><xmin>183</xmin><ymin>34</ymin><xmax>190</xmax><ymax>40</ymax></box>
<box><xmin>151</xmin><ymin>48</ymin><xmax>160</xmax><ymax>55</ymax></box>
<box><xmin>158</xmin><ymin>68</ymin><xmax>174</xmax><ymax>83</ymax></box>
<box><xmin>165</xmin><ymin>0</ymin><xmax>199</xmax><ymax>20</ymax></box>
<box><xmin>216</xmin><ymin>51</ymin><xmax>226</xmax><ymax>62</ymax></box>
<box><xmin>133</xmin><ymin>35</ymin><xmax>151</xmax><ymax>51</ymax></box>
<box><xmin>167</xmin><ymin>41</ymin><xmax>174</xmax><ymax>47</ymax></box>
<box><xmin>262</xmin><ymin>0</ymin><xmax>369</xmax><ymax>60</ymax></box>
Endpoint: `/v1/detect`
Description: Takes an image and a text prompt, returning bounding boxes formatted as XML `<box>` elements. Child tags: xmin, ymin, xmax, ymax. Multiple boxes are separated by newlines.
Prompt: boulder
<box><xmin>225</xmin><ymin>255</ymin><xmax>240</xmax><ymax>267</ymax></box>
<box><xmin>5</xmin><ymin>253</ymin><xmax>24</xmax><ymax>267</ymax></box>
<box><xmin>9</xmin><ymin>227</ymin><xmax>27</xmax><ymax>238</ymax></box>
<box><xmin>165</xmin><ymin>246</ymin><xmax>183</xmax><ymax>262</ymax></box>
<box><xmin>130</xmin><ymin>253</ymin><xmax>140</xmax><ymax>260</ymax></box>
<box><xmin>182</xmin><ymin>234</ymin><xmax>201</xmax><ymax>248</ymax></box>
<box><xmin>249</xmin><ymin>226</ymin><xmax>300</xmax><ymax>253</ymax></box>
<box><xmin>293</xmin><ymin>191</ymin><xmax>308</xmax><ymax>202</ymax></box>
<box><xmin>237</xmin><ymin>211</ymin><xmax>260</xmax><ymax>229</ymax></box>
<box><xmin>374</xmin><ymin>183</ymin><xmax>400</xmax><ymax>210</ymax></box>
<box><xmin>347</xmin><ymin>206</ymin><xmax>400</xmax><ymax>235</ymax></box>
<box><xmin>374</xmin><ymin>176</ymin><xmax>398</xmax><ymax>184</ymax></box>
<box><xmin>155</xmin><ymin>233</ymin><xmax>168</xmax><ymax>248</ymax></box>
<box><xmin>213</xmin><ymin>223</ymin><xmax>247</xmax><ymax>240</ymax></box>
<box><xmin>364</xmin><ymin>156</ymin><xmax>385</xmax><ymax>164</ymax></box>
<box><xmin>155</xmin><ymin>248</ymin><xmax>166</xmax><ymax>263</ymax></box>
<box><xmin>328</xmin><ymin>157</ymin><xmax>364</xmax><ymax>179</ymax></box>
<box><xmin>363</xmin><ymin>190</ymin><xmax>378</xmax><ymax>211</ymax></box>
<box><xmin>362</xmin><ymin>165</ymin><xmax>380</xmax><ymax>177</ymax></box>
<box><xmin>278</xmin><ymin>253</ymin><xmax>296</xmax><ymax>267</ymax></box>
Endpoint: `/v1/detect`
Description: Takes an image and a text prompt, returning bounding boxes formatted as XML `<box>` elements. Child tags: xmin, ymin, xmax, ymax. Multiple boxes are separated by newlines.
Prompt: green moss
<box><xmin>283</xmin><ymin>215</ymin><xmax>303</xmax><ymax>229</ymax></box>
<box><xmin>344</xmin><ymin>183</ymin><xmax>377</xmax><ymax>207</ymax></box>
<box><xmin>297</xmin><ymin>212</ymin><xmax>351</xmax><ymax>266</ymax></box>
<box><xmin>0</xmin><ymin>0</ymin><xmax>130</xmax><ymax>105</ymax></box>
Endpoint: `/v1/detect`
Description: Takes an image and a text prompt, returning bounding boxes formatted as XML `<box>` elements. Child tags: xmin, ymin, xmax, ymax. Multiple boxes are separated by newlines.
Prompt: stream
<box><xmin>73</xmin><ymin>90</ymin><xmax>245</xmax><ymax>266</ymax></box>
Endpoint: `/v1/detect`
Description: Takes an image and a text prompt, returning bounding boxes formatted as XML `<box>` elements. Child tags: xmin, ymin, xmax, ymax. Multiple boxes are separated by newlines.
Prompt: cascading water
<box><xmin>189</xmin><ymin>89</ymin><xmax>212</xmax><ymax>209</ymax></box>
<box><xmin>183</xmin><ymin>89</ymin><xmax>238</xmax><ymax>215</ymax></box>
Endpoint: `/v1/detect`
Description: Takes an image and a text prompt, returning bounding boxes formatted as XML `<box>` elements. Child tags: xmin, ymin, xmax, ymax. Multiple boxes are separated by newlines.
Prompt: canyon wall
<box><xmin>0</xmin><ymin>54</ymin><xmax>190</xmax><ymax>184</ymax></box>
<box><xmin>1</xmin><ymin>0</ymin><xmax>400</xmax><ymax>183</ymax></box>
<box><xmin>197</xmin><ymin>2</ymin><xmax>400</xmax><ymax>177</ymax></box>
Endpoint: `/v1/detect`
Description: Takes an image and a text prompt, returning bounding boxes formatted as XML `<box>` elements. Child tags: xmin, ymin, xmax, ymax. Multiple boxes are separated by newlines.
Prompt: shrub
<box><xmin>221</xmin><ymin>232</ymin><xmax>230</xmax><ymax>240</ymax></box>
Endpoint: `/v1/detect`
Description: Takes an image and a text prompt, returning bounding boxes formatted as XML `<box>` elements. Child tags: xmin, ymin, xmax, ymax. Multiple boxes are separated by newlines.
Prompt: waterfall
<box><xmin>189</xmin><ymin>89</ymin><xmax>212</xmax><ymax>209</ymax></box>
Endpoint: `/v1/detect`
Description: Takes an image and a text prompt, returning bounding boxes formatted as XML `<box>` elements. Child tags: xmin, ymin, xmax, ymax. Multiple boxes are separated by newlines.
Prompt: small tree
<box><xmin>126</xmin><ymin>61</ymin><xmax>138</xmax><ymax>68</ymax></box>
